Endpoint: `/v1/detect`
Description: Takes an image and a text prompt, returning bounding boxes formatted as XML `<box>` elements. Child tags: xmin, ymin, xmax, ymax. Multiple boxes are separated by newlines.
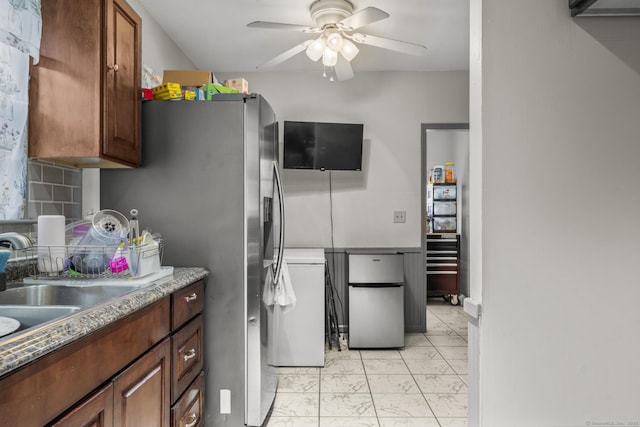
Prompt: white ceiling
<box><xmin>137</xmin><ymin>0</ymin><xmax>470</xmax><ymax>74</ymax></box>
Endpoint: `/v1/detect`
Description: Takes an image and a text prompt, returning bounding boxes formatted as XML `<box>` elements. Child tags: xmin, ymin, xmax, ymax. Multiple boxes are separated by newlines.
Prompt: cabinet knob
<box><xmin>184</xmin><ymin>293</ymin><xmax>198</xmax><ymax>302</ymax></box>
<box><xmin>183</xmin><ymin>348</ymin><xmax>197</xmax><ymax>362</ymax></box>
<box><xmin>107</xmin><ymin>64</ymin><xmax>119</xmax><ymax>72</ymax></box>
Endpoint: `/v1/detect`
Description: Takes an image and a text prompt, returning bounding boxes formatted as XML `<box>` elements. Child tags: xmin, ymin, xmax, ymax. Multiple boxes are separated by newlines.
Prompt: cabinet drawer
<box><xmin>433</xmin><ymin>201</ymin><xmax>457</xmax><ymax>215</ymax></box>
<box><xmin>172</xmin><ymin>281</ymin><xmax>204</xmax><ymax>330</ymax></box>
<box><xmin>171</xmin><ymin>372</ymin><xmax>204</xmax><ymax>427</ymax></box>
<box><xmin>172</xmin><ymin>315</ymin><xmax>204</xmax><ymax>403</ymax></box>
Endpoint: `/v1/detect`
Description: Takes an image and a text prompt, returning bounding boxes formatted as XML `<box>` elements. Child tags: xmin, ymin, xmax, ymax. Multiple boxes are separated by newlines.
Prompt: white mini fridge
<box><xmin>273</xmin><ymin>248</ymin><xmax>326</xmax><ymax>366</ymax></box>
<box><xmin>348</xmin><ymin>253</ymin><xmax>405</xmax><ymax>348</ymax></box>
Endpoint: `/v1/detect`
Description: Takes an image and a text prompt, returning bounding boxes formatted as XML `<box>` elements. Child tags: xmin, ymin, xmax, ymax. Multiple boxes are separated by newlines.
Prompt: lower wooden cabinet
<box><xmin>51</xmin><ymin>383</ymin><xmax>114</xmax><ymax>427</ymax></box>
<box><xmin>113</xmin><ymin>339</ymin><xmax>171</xmax><ymax>427</ymax></box>
<box><xmin>50</xmin><ymin>339</ymin><xmax>171</xmax><ymax>427</ymax></box>
<box><xmin>21</xmin><ymin>279</ymin><xmax>207</xmax><ymax>427</ymax></box>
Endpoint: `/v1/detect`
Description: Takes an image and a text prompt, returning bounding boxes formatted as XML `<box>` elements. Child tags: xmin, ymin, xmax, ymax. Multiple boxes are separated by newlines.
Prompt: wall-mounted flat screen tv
<box><xmin>283</xmin><ymin>121</ymin><xmax>364</xmax><ymax>171</ymax></box>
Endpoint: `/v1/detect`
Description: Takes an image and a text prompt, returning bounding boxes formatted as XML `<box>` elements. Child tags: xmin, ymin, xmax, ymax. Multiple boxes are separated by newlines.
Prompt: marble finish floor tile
<box><xmin>271</xmin><ymin>392</ymin><xmax>319</xmax><ymax>417</ymax></box>
<box><xmin>413</xmin><ymin>374</ymin><xmax>468</xmax><ymax>394</ymax></box>
<box><xmin>320</xmin><ymin>393</ymin><xmax>376</xmax><ymax>417</ymax></box>
<box><xmin>360</xmin><ymin>350</ymin><xmax>402</xmax><ymax>359</ymax></box>
<box><xmin>278</xmin><ymin>367</ymin><xmax>321</xmax><ymax>375</ymax></box>
<box><xmin>321</xmin><ymin>374</ymin><xmax>370</xmax><ymax>393</ymax></box>
<box><xmin>363</xmin><ymin>359</ymin><xmax>411</xmax><ymax>375</ymax></box>
<box><xmin>319</xmin><ymin>417</ymin><xmax>380</xmax><ymax>427</ymax></box>
<box><xmin>378</xmin><ymin>418</ymin><xmax>440</xmax><ymax>427</ymax></box>
<box><xmin>437</xmin><ymin>346</ymin><xmax>468</xmax><ymax>360</ymax></box>
<box><xmin>325</xmin><ymin>348</ymin><xmax>362</xmax><ymax>360</ymax></box>
<box><xmin>367</xmin><ymin>374</ymin><xmax>420</xmax><ymax>394</ymax></box>
<box><xmin>438</xmin><ymin>418</ymin><xmax>469</xmax><ymax>426</ymax></box>
<box><xmin>427</xmin><ymin>335</ymin><xmax>467</xmax><ymax>347</ymax></box>
<box><xmin>322</xmin><ymin>358</ymin><xmax>366</xmax><ymax>375</ymax></box>
<box><xmin>447</xmin><ymin>359</ymin><xmax>468</xmax><ymax>375</ymax></box>
<box><xmin>277</xmin><ymin>374</ymin><xmax>320</xmax><ymax>393</ymax></box>
<box><xmin>399</xmin><ymin>346</ymin><xmax>444</xmax><ymax>361</ymax></box>
<box><xmin>371</xmin><ymin>393</ymin><xmax>434</xmax><ymax>418</ymax></box>
<box><xmin>266</xmin><ymin>416</ymin><xmax>319</xmax><ymax>427</ymax></box>
<box><xmin>403</xmin><ymin>333</ymin><xmax>434</xmax><ymax>347</ymax></box>
<box><xmin>425</xmin><ymin>327</ymin><xmax>460</xmax><ymax>337</ymax></box>
<box><xmin>404</xmin><ymin>358</ymin><xmax>454</xmax><ymax>375</ymax></box>
<box><xmin>424</xmin><ymin>393</ymin><xmax>468</xmax><ymax>418</ymax></box>
<box><xmin>452</xmin><ymin>327</ymin><xmax>468</xmax><ymax>337</ymax></box>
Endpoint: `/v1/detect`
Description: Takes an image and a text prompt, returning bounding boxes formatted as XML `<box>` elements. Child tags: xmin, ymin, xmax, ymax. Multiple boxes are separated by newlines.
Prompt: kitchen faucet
<box><xmin>0</xmin><ymin>232</ymin><xmax>33</xmax><ymax>250</ymax></box>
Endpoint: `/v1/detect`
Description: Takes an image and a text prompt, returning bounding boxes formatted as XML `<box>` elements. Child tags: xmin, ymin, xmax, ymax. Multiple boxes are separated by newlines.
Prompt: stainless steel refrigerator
<box><xmin>101</xmin><ymin>94</ymin><xmax>284</xmax><ymax>427</ymax></box>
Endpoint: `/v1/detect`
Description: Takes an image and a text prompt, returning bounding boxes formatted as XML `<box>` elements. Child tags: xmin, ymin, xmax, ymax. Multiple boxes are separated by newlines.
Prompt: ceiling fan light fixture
<box><xmin>340</xmin><ymin>39</ymin><xmax>359</xmax><ymax>62</ymax></box>
<box><xmin>322</xmin><ymin>48</ymin><xmax>338</xmax><ymax>67</ymax></box>
<box><xmin>326</xmin><ymin>31</ymin><xmax>344</xmax><ymax>52</ymax></box>
<box><xmin>306</xmin><ymin>37</ymin><xmax>326</xmax><ymax>61</ymax></box>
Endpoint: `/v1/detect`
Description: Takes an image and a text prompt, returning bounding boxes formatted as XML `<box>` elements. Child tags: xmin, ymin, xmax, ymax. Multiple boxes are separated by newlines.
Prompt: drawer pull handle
<box><xmin>183</xmin><ymin>348</ymin><xmax>197</xmax><ymax>362</ymax></box>
<box><xmin>184</xmin><ymin>413</ymin><xmax>198</xmax><ymax>427</ymax></box>
<box><xmin>184</xmin><ymin>293</ymin><xmax>198</xmax><ymax>302</ymax></box>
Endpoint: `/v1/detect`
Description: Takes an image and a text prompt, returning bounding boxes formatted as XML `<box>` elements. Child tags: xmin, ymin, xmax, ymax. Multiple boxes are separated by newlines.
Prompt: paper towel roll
<box><xmin>37</xmin><ymin>215</ymin><xmax>66</xmax><ymax>274</ymax></box>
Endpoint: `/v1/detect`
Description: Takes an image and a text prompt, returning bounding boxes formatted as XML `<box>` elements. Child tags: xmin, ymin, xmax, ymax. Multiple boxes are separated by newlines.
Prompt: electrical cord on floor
<box><xmin>328</xmin><ymin>171</ymin><xmax>346</xmax><ymax>342</ymax></box>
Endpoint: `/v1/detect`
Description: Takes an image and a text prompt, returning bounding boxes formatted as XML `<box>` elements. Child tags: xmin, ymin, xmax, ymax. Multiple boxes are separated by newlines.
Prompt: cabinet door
<box><xmin>113</xmin><ymin>338</ymin><xmax>171</xmax><ymax>427</ymax></box>
<box><xmin>103</xmin><ymin>0</ymin><xmax>141</xmax><ymax>166</ymax></box>
<box><xmin>49</xmin><ymin>383</ymin><xmax>114</xmax><ymax>427</ymax></box>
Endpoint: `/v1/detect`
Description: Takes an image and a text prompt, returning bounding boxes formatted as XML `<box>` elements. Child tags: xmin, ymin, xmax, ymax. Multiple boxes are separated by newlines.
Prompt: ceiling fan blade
<box><xmin>247</xmin><ymin>21</ymin><xmax>320</xmax><ymax>33</ymax></box>
<box><xmin>257</xmin><ymin>40</ymin><xmax>313</xmax><ymax>69</ymax></box>
<box><xmin>338</xmin><ymin>7</ymin><xmax>389</xmax><ymax>31</ymax></box>
<box><xmin>334</xmin><ymin>57</ymin><xmax>354</xmax><ymax>81</ymax></box>
<box><xmin>352</xmin><ymin>33</ymin><xmax>427</xmax><ymax>56</ymax></box>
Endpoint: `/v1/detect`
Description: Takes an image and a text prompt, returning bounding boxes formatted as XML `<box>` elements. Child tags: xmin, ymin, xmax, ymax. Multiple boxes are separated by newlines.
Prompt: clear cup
<box><xmin>70</xmin><ymin>210</ymin><xmax>129</xmax><ymax>274</ymax></box>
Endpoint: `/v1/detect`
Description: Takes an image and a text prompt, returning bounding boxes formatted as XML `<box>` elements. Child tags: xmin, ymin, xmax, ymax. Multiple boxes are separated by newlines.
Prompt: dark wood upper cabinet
<box><xmin>29</xmin><ymin>0</ymin><xmax>141</xmax><ymax>168</ymax></box>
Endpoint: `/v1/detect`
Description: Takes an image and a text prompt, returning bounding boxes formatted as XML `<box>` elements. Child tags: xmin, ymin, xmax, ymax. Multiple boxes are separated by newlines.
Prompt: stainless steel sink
<box><xmin>0</xmin><ymin>285</ymin><xmax>140</xmax><ymax>307</ymax></box>
<box><xmin>0</xmin><ymin>305</ymin><xmax>83</xmax><ymax>336</ymax></box>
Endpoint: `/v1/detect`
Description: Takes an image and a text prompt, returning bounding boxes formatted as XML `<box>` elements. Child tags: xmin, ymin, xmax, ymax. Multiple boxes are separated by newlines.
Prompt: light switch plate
<box><xmin>393</xmin><ymin>210</ymin><xmax>406</xmax><ymax>223</ymax></box>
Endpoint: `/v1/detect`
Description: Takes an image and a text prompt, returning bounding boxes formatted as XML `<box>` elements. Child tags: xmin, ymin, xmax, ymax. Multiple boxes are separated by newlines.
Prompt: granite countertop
<box><xmin>0</xmin><ymin>266</ymin><xmax>208</xmax><ymax>378</ymax></box>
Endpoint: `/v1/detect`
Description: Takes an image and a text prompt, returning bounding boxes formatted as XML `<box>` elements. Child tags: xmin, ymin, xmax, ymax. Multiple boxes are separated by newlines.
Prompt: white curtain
<box><xmin>0</xmin><ymin>0</ymin><xmax>41</xmax><ymax>220</ymax></box>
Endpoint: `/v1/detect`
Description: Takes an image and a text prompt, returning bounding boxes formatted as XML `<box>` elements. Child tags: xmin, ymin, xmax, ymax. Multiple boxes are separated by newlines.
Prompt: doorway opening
<box><xmin>421</xmin><ymin>124</ymin><xmax>470</xmax><ymax>309</ymax></box>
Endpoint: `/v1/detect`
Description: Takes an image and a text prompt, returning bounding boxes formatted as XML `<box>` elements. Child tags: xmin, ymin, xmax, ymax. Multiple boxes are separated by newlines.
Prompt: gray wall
<box><xmin>216</xmin><ymin>71</ymin><xmax>470</xmax><ymax>250</ymax></box>
<box><xmin>471</xmin><ymin>2</ymin><xmax>640</xmax><ymax>425</ymax></box>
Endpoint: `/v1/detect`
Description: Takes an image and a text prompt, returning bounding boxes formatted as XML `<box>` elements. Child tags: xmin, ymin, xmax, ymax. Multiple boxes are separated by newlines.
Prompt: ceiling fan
<box><xmin>247</xmin><ymin>0</ymin><xmax>427</xmax><ymax>81</ymax></box>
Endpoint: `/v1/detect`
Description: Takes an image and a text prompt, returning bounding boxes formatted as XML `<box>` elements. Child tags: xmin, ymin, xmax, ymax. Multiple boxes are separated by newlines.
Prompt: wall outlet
<box><xmin>393</xmin><ymin>210</ymin><xmax>406</xmax><ymax>223</ymax></box>
<box><xmin>220</xmin><ymin>389</ymin><xmax>231</xmax><ymax>414</ymax></box>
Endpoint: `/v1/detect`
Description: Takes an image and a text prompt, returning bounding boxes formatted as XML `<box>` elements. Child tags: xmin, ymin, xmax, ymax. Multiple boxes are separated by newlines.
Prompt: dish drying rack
<box><xmin>18</xmin><ymin>241</ymin><xmax>164</xmax><ymax>280</ymax></box>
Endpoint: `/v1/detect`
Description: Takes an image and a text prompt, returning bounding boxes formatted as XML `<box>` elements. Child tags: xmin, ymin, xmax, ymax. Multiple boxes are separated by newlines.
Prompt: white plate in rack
<box><xmin>0</xmin><ymin>316</ymin><xmax>20</xmax><ymax>337</ymax></box>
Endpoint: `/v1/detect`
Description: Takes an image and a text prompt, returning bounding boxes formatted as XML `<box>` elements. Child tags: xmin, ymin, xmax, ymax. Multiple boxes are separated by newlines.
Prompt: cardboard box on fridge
<box><xmin>162</xmin><ymin>70</ymin><xmax>215</xmax><ymax>87</ymax></box>
<box><xmin>225</xmin><ymin>78</ymin><xmax>248</xmax><ymax>94</ymax></box>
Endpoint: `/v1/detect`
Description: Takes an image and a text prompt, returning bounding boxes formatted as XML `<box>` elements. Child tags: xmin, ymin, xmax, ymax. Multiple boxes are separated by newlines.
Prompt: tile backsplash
<box><xmin>0</xmin><ymin>160</ymin><xmax>82</xmax><ymax>236</ymax></box>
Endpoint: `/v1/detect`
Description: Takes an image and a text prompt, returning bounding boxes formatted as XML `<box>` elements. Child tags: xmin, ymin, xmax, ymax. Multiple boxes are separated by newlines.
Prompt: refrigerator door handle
<box><xmin>273</xmin><ymin>161</ymin><xmax>286</xmax><ymax>284</ymax></box>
